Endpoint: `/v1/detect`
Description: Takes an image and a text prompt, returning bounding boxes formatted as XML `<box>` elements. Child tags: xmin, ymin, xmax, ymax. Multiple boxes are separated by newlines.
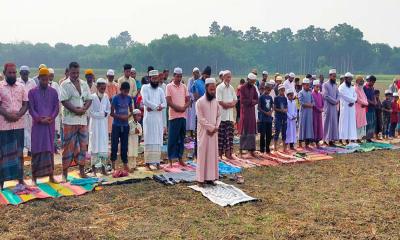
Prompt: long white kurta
<box><xmin>17</xmin><ymin>78</ymin><xmax>36</xmax><ymax>151</ymax></box>
<box><xmin>88</xmin><ymin>93</ymin><xmax>111</xmax><ymax>155</ymax></box>
<box><xmin>49</xmin><ymin>81</ymin><xmax>61</xmax><ymax>132</ymax></box>
<box><xmin>338</xmin><ymin>83</ymin><xmax>357</xmax><ymax>140</ymax></box>
<box><xmin>195</xmin><ymin>96</ymin><xmax>221</xmax><ymax>182</ymax></box>
<box><xmin>142</xmin><ymin>84</ymin><xmax>167</xmax><ymax>164</ymax></box>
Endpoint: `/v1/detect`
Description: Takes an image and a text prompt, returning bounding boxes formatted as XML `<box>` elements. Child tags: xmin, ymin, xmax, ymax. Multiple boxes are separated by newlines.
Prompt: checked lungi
<box><xmin>62</xmin><ymin>125</ymin><xmax>88</xmax><ymax>169</ymax></box>
<box><xmin>218</xmin><ymin>121</ymin><xmax>234</xmax><ymax>153</ymax></box>
<box><xmin>31</xmin><ymin>152</ymin><xmax>54</xmax><ymax>177</ymax></box>
<box><xmin>0</xmin><ymin>129</ymin><xmax>24</xmax><ymax>182</ymax></box>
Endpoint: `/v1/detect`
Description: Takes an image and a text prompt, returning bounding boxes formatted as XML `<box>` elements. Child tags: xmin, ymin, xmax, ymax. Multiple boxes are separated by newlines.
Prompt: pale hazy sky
<box><xmin>2</xmin><ymin>0</ymin><xmax>399</xmax><ymax>47</ymax></box>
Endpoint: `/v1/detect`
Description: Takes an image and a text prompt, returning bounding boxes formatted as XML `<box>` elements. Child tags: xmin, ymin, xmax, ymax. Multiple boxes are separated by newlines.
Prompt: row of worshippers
<box><xmin>236</xmin><ymin>69</ymin><xmax>398</xmax><ymax>157</ymax></box>
<box><xmin>0</xmin><ymin>62</ymin><xmax>221</xmax><ymax>189</ymax></box>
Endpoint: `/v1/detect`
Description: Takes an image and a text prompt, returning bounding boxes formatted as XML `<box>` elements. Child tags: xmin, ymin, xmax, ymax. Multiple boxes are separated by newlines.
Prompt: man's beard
<box><xmin>150</xmin><ymin>81</ymin><xmax>159</xmax><ymax>89</ymax></box>
<box><xmin>6</xmin><ymin>76</ymin><xmax>16</xmax><ymax>85</ymax></box>
<box><xmin>206</xmin><ymin>92</ymin><xmax>215</xmax><ymax>101</ymax></box>
<box><xmin>330</xmin><ymin>79</ymin><xmax>336</xmax><ymax>84</ymax></box>
<box><xmin>345</xmin><ymin>81</ymin><xmax>351</xmax><ymax>87</ymax></box>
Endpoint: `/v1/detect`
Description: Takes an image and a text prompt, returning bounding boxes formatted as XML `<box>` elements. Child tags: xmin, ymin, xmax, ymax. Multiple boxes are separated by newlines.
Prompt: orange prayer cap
<box><xmin>85</xmin><ymin>69</ymin><xmax>94</xmax><ymax>75</ymax></box>
<box><xmin>39</xmin><ymin>67</ymin><xmax>50</xmax><ymax>76</ymax></box>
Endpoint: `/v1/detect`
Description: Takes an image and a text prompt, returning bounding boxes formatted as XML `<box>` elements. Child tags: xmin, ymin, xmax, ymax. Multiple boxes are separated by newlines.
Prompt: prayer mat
<box><xmin>154</xmin><ymin>171</ymin><xmax>197</xmax><ymax>185</ymax></box>
<box><xmin>160</xmin><ymin>162</ymin><xmax>196</xmax><ymax>173</ymax></box>
<box><xmin>187</xmin><ymin>161</ymin><xmax>242</xmax><ymax>175</ymax></box>
<box><xmin>92</xmin><ymin>167</ymin><xmax>160</xmax><ymax>186</ymax></box>
<box><xmin>0</xmin><ymin>172</ymin><xmax>96</xmax><ymax>206</ymax></box>
<box><xmin>245</xmin><ymin>158</ymin><xmax>280</xmax><ymax>167</ymax></box>
<box><xmin>189</xmin><ymin>181</ymin><xmax>257</xmax><ymax>207</ymax></box>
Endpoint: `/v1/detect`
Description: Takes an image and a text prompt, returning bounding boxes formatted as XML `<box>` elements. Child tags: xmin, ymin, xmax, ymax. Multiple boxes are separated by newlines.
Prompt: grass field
<box><xmin>0</xmin><ymin>148</ymin><xmax>399</xmax><ymax>239</ymax></box>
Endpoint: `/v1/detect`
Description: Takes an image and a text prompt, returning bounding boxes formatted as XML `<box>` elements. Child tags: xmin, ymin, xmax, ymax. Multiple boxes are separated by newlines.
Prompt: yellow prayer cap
<box><xmin>85</xmin><ymin>69</ymin><xmax>94</xmax><ymax>75</ymax></box>
<box><xmin>38</xmin><ymin>64</ymin><xmax>47</xmax><ymax>69</ymax></box>
<box><xmin>355</xmin><ymin>75</ymin><xmax>364</xmax><ymax>81</ymax></box>
<box><xmin>39</xmin><ymin>67</ymin><xmax>50</xmax><ymax>76</ymax></box>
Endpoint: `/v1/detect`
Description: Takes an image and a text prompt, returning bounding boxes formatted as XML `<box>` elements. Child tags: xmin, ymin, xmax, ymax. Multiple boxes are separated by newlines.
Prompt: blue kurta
<box><xmin>298</xmin><ymin>89</ymin><xmax>314</xmax><ymax>140</ymax></box>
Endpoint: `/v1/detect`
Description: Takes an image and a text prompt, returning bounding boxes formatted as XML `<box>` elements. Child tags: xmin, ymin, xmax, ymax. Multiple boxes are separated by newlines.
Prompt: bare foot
<box><xmin>145</xmin><ymin>165</ymin><xmax>152</xmax><ymax>171</ymax></box>
<box><xmin>49</xmin><ymin>176</ymin><xmax>58</xmax><ymax>184</ymax></box>
<box><xmin>178</xmin><ymin>160</ymin><xmax>186</xmax><ymax>166</ymax></box>
<box><xmin>79</xmin><ymin>173</ymin><xmax>88</xmax><ymax>178</ymax></box>
<box><xmin>61</xmin><ymin>176</ymin><xmax>68</xmax><ymax>183</ymax></box>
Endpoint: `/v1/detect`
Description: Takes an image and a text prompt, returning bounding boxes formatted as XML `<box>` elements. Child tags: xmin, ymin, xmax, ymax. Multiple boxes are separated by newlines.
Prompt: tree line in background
<box><xmin>0</xmin><ymin>22</ymin><xmax>399</xmax><ymax>75</ymax></box>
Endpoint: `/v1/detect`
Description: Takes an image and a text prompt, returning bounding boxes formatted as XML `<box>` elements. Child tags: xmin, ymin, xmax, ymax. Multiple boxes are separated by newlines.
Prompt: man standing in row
<box><xmin>196</xmin><ymin>78</ymin><xmax>221</xmax><ymax>186</ymax></box>
<box><xmin>142</xmin><ymin>70</ymin><xmax>167</xmax><ymax>170</ymax></box>
<box><xmin>166</xmin><ymin>67</ymin><xmax>190</xmax><ymax>166</ymax></box>
<box><xmin>60</xmin><ymin>62</ymin><xmax>93</xmax><ymax>181</ymax></box>
<box><xmin>364</xmin><ymin>75</ymin><xmax>377</xmax><ymax>142</ymax></box>
<box><xmin>216</xmin><ymin>70</ymin><xmax>237</xmax><ymax>160</ymax></box>
<box><xmin>17</xmin><ymin>66</ymin><xmax>36</xmax><ymax>156</ymax></box>
<box><xmin>28</xmin><ymin>68</ymin><xmax>59</xmax><ymax>185</ymax></box>
<box><xmin>322</xmin><ymin>69</ymin><xmax>339</xmax><ymax>146</ymax></box>
<box><xmin>239</xmin><ymin>73</ymin><xmax>258</xmax><ymax>158</ymax></box>
<box><xmin>186</xmin><ymin>67</ymin><xmax>200</xmax><ymax>135</ymax></box>
<box><xmin>85</xmin><ymin>69</ymin><xmax>97</xmax><ymax>94</ymax></box>
<box><xmin>118</xmin><ymin>64</ymin><xmax>137</xmax><ymax>99</ymax></box>
<box><xmin>192</xmin><ymin>66</ymin><xmax>211</xmax><ymax>158</ymax></box>
<box><xmin>106</xmin><ymin>69</ymin><xmax>119</xmax><ymax>136</ymax></box>
<box><xmin>0</xmin><ymin>63</ymin><xmax>28</xmax><ymax>189</ymax></box>
<box><xmin>338</xmin><ymin>72</ymin><xmax>357</xmax><ymax>143</ymax></box>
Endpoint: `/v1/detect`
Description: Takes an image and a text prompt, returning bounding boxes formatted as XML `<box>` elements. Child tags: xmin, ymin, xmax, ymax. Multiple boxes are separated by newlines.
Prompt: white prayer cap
<box><xmin>192</xmin><ymin>67</ymin><xmax>200</xmax><ymax>73</ymax></box>
<box><xmin>205</xmin><ymin>78</ymin><xmax>216</xmax><ymax>85</ymax></box>
<box><xmin>276</xmin><ymin>76</ymin><xmax>283</xmax><ymax>81</ymax></box>
<box><xmin>48</xmin><ymin>68</ymin><xmax>55</xmax><ymax>74</ymax></box>
<box><xmin>174</xmin><ymin>67</ymin><xmax>183</xmax><ymax>74</ymax></box>
<box><xmin>384</xmin><ymin>89</ymin><xmax>392</xmax><ymax>94</ymax></box>
<box><xmin>278</xmin><ymin>84</ymin><xmax>285</xmax><ymax>90</ymax></box>
<box><xmin>393</xmin><ymin>92</ymin><xmax>399</xmax><ymax>97</ymax></box>
<box><xmin>340</xmin><ymin>75</ymin><xmax>345</xmax><ymax>79</ymax></box>
<box><xmin>106</xmin><ymin>69</ymin><xmax>115</xmax><ymax>76</ymax></box>
<box><xmin>262</xmin><ymin>71</ymin><xmax>269</xmax><ymax>75</ymax></box>
<box><xmin>19</xmin><ymin>65</ymin><xmax>30</xmax><ymax>71</ymax></box>
<box><xmin>302</xmin><ymin>78</ymin><xmax>310</xmax><ymax>84</ymax></box>
<box><xmin>132</xmin><ymin>109</ymin><xmax>141</xmax><ymax>115</ymax></box>
<box><xmin>223</xmin><ymin>70</ymin><xmax>231</xmax><ymax>76</ymax></box>
<box><xmin>289</xmin><ymin>72</ymin><xmax>295</xmax><ymax>78</ymax></box>
<box><xmin>268</xmin><ymin>79</ymin><xmax>275</xmax><ymax>85</ymax></box>
<box><xmin>131</xmin><ymin>68</ymin><xmax>136</xmax><ymax>72</ymax></box>
<box><xmin>247</xmin><ymin>73</ymin><xmax>257</xmax><ymax>80</ymax></box>
<box><xmin>149</xmin><ymin>70</ymin><xmax>159</xmax><ymax>77</ymax></box>
<box><xmin>313</xmin><ymin>80</ymin><xmax>320</xmax><ymax>85</ymax></box>
<box><xmin>286</xmin><ymin>88</ymin><xmax>294</xmax><ymax>95</ymax></box>
<box><xmin>329</xmin><ymin>69</ymin><xmax>337</xmax><ymax>74</ymax></box>
<box><xmin>96</xmin><ymin>78</ymin><xmax>107</xmax><ymax>84</ymax></box>
<box><xmin>219</xmin><ymin>71</ymin><xmax>224</xmax><ymax>76</ymax></box>
<box><xmin>284</xmin><ymin>73</ymin><xmax>289</xmax><ymax>77</ymax></box>
<box><xmin>312</xmin><ymin>75</ymin><xmax>317</xmax><ymax>79</ymax></box>
<box><xmin>344</xmin><ymin>72</ymin><xmax>353</xmax><ymax>78</ymax></box>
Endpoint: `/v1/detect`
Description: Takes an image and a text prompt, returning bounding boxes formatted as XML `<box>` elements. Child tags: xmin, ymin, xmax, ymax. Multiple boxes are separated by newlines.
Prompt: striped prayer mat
<box><xmin>0</xmin><ymin>172</ymin><xmax>96</xmax><ymax>206</ymax></box>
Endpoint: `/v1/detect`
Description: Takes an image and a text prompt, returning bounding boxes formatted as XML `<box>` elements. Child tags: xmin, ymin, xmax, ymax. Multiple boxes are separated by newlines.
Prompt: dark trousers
<box><xmin>167</xmin><ymin>118</ymin><xmax>186</xmax><ymax>160</ymax></box>
<box><xmin>111</xmin><ymin>125</ymin><xmax>129</xmax><ymax>164</ymax></box>
<box><xmin>259</xmin><ymin>122</ymin><xmax>272</xmax><ymax>153</ymax></box>
<box><xmin>383</xmin><ymin>117</ymin><xmax>390</xmax><ymax>137</ymax></box>
<box><xmin>389</xmin><ymin>122</ymin><xmax>397</xmax><ymax>137</ymax></box>
<box><xmin>274</xmin><ymin>117</ymin><xmax>287</xmax><ymax>141</ymax></box>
